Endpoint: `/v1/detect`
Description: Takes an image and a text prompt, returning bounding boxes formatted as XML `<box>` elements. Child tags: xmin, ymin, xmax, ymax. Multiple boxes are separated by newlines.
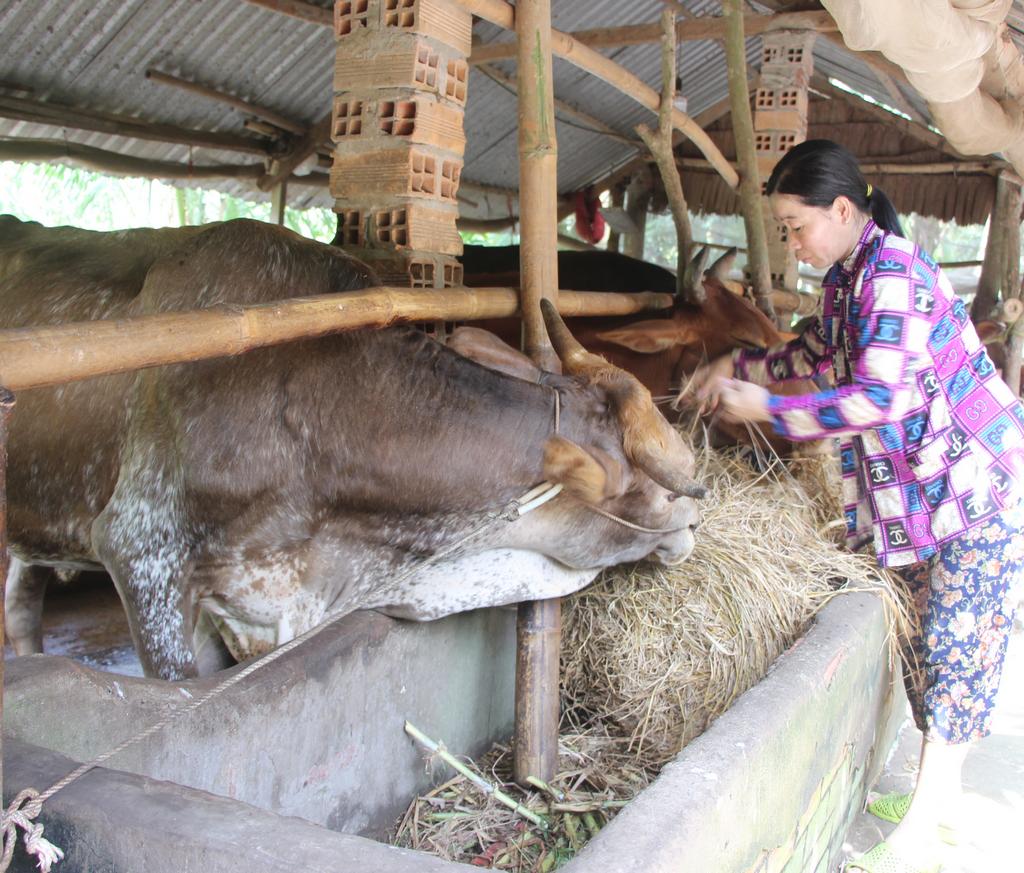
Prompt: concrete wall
<box><xmin>3</xmin><ymin>606</ymin><xmax>517</xmax><ymax>837</ymax></box>
<box><xmin>2</xmin><ymin>591</ymin><xmax>903</xmax><ymax>873</ymax></box>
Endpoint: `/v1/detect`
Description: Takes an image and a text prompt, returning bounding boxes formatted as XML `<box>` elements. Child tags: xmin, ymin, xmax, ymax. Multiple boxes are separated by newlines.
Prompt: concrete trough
<box><xmin>2</xmin><ymin>590</ymin><xmax>903</xmax><ymax>873</ymax></box>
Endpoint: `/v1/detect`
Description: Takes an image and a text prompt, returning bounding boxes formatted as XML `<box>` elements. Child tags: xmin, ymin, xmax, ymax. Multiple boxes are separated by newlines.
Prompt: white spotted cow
<box><xmin>1</xmin><ymin>216</ymin><xmax>703</xmax><ymax>680</ymax></box>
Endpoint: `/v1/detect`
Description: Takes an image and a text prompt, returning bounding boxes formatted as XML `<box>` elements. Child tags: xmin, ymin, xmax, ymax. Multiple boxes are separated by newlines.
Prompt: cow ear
<box><xmin>596</xmin><ymin>320</ymin><xmax>692</xmax><ymax>354</ymax></box>
<box><xmin>542</xmin><ymin>436</ymin><xmax>624</xmax><ymax>503</ymax></box>
<box><xmin>449</xmin><ymin>326</ymin><xmax>542</xmax><ymax>381</ymax></box>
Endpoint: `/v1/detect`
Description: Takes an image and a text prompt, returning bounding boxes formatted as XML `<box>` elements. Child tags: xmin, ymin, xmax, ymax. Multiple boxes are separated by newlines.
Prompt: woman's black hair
<box><xmin>765</xmin><ymin>139</ymin><xmax>904</xmax><ymax>237</ymax></box>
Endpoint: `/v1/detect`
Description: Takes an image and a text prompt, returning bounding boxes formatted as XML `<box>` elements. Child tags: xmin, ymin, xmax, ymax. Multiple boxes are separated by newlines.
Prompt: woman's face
<box><xmin>769</xmin><ymin>193</ymin><xmax>861</xmax><ymax>270</ymax></box>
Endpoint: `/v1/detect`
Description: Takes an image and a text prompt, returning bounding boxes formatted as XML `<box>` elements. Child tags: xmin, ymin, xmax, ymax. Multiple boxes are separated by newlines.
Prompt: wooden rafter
<box><xmin>146</xmin><ymin>69</ymin><xmax>307</xmax><ymax>136</ymax></box>
<box><xmin>457</xmin><ymin>0</ymin><xmax>739</xmax><ymax>188</ymax></box>
<box><xmin>0</xmin><ymin>138</ymin><xmax>330</xmax><ymax>186</ymax></box>
<box><xmin>475</xmin><ymin>63</ymin><xmax>641</xmax><ymax>148</ymax></box>
<box><xmin>239</xmin><ymin>0</ymin><xmax>736</xmax><ymax>185</ymax></box>
<box><xmin>0</xmin><ymin>93</ymin><xmax>268</xmax><ymax>155</ymax></box>
<box><xmin>468</xmin><ymin>10</ymin><xmax>836</xmax><ymax>64</ymax></box>
<box><xmin>257</xmin><ymin>112</ymin><xmax>332</xmax><ymax>191</ymax></box>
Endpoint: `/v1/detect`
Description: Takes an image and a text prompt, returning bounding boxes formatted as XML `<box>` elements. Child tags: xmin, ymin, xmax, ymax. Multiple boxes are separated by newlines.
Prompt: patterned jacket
<box><xmin>733</xmin><ymin>221</ymin><xmax>1024</xmax><ymax>567</ymax></box>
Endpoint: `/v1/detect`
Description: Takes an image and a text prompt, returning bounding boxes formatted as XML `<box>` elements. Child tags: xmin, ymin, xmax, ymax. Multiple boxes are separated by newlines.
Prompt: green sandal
<box><xmin>845</xmin><ymin>841</ymin><xmax>942</xmax><ymax>873</ymax></box>
<box><xmin>866</xmin><ymin>792</ymin><xmax>958</xmax><ymax>845</ymax></box>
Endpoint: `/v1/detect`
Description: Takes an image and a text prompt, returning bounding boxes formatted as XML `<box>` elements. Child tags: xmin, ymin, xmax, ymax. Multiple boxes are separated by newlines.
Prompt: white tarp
<box><xmin>823</xmin><ymin>1</ymin><xmax>1024</xmax><ymax>173</ymax></box>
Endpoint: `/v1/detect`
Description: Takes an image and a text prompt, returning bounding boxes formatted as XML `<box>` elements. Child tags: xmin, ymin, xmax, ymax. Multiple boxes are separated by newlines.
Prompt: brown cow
<box><xmin>1</xmin><ymin>216</ymin><xmax>703</xmax><ymax>679</ymax></box>
<box><xmin>463</xmin><ymin>246</ymin><xmax>786</xmax><ymax>401</ymax></box>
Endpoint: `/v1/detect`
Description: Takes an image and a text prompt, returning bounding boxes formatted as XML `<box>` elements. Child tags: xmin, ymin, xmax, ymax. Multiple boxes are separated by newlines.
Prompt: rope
<box><xmin>2</xmin><ymin>386</ymin><xmax>673</xmax><ymax>869</ymax></box>
<box><xmin>3</xmin><ymin>480</ymin><xmax>563</xmax><ymax>873</ymax></box>
<box><xmin>0</xmin><ymin>791</ymin><xmax>63</xmax><ymax>873</ymax></box>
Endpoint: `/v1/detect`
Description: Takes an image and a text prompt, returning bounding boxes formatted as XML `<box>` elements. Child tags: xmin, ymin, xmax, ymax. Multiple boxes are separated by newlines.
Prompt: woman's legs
<box><xmin>883</xmin><ymin>503</ymin><xmax>1024</xmax><ymax>862</ymax></box>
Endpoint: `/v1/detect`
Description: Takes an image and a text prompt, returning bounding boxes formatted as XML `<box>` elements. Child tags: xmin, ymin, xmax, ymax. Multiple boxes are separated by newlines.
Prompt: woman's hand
<box><xmin>718</xmin><ymin>380</ymin><xmax>772</xmax><ymax>424</ymax></box>
<box><xmin>675</xmin><ymin>354</ymin><xmax>735</xmax><ymax>413</ymax></box>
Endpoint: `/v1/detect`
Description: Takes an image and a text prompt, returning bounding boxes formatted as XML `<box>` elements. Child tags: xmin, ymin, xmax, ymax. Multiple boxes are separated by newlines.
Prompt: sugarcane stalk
<box><xmin>526</xmin><ymin>775</ymin><xmax>566</xmax><ymax>801</ymax></box>
<box><xmin>404</xmin><ymin>721</ymin><xmax>549</xmax><ymax>829</ymax></box>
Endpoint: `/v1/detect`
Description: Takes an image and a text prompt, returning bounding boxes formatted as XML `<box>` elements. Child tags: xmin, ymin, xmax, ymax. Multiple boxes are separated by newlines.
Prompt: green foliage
<box><xmin>0</xmin><ymin>161</ymin><xmax>337</xmax><ymax>241</ymax></box>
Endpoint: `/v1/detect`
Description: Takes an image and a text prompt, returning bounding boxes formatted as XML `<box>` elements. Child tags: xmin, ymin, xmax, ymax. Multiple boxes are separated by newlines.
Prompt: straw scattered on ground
<box><xmin>392</xmin><ymin>439</ymin><xmax>912</xmax><ymax>869</ymax></box>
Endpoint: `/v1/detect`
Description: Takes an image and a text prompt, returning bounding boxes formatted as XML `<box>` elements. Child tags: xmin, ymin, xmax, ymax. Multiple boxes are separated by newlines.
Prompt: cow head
<box><xmin>593</xmin><ymin>247</ymin><xmax>784</xmax><ymax>366</ymax></box>
<box><xmin>450</xmin><ymin>308</ymin><xmax>704</xmax><ymax>568</ymax></box>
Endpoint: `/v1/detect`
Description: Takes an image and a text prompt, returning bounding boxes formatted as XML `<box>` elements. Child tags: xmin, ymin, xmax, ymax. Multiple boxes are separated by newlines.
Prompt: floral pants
<box><xmin>894</xmin><ymin>502</ymin><xmax>1024</xmax><ymax>744</ymax></box>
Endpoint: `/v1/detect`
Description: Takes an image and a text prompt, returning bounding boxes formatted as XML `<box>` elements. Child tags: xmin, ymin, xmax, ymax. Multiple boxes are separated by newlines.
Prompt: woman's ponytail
<box><xmin>867</xmin><ymin>186</ymin><xmax>904</xmax><ymax>237</ymax></box>
<box><xmin>767</xmin><ymin>140</ymin><xmax>904</xmax><ymax>237</ymax></box>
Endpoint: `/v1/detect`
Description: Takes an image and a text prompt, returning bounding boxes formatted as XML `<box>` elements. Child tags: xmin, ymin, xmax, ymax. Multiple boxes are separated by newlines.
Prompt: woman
<box><xmin>691</xmin><ymin>139</ymin><xmax>1024</xmax><ymax>873</ymax></box>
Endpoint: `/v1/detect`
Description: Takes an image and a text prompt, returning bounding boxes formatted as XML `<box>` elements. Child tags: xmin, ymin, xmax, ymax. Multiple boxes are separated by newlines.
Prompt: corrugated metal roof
<box><xmin>0</xmin><ymin>0</ymin><xmax>1018</xmax><ymax>217</ymax></box>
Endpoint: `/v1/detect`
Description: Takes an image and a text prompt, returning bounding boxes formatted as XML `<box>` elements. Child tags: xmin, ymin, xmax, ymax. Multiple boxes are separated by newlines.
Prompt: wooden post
<box><xmin>723</xmin><ymin>0</ymin><xmax>774</xmax><ymax>318</ymax></box>
<box><xmin>271</xmin><ymin>180</ymin><xmax>287</xmax><ymax>226</ymax></box>
<box><xmin>0</xmin><ymin>387</ymin><xmax>15</xmax><ymax>796</ymax></box>
<box><xmin>1002</xmin><ymin>178</ymin><xmax>1023</xmax><ymax>308</ymax></box>
<box><xmin>635</xmin><ymin>9</ymin><xmax>695</xmax><ymax>300</ymax></box>
<box><xmin>514</xmin><ymin>0</ymin><xmax>560</xmax><ymax>788</ymax></box>
<box><xmin>516</xmin><ymin>0</ymin><xmax>559</xmax><ymax>372</ymax></box>
<box><xmin>973</xmin><ymin>174</ymin><xmax>1009</xmax><ymax>321</ymax></box>
<box><xmin>623</xmin><ymin>171</ymin><xmax>652</xmax><ymax>260</ymax></box>
<box><xmin>606</xmin><ymin>183</ymin><xmax>625</xmax><ymax>253</ymax></box>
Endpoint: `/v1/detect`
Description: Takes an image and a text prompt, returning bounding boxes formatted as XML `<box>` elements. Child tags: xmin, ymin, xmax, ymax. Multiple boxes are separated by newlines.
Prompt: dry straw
<box><xmin>393</xmin><ymin>439</ymin><xmax>913</xmax><ymax>869</ymax></box>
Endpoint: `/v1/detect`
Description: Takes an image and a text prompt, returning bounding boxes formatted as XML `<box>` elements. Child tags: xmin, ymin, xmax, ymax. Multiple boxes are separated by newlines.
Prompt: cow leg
<box><xmin>91</xmin><ymin>443</ymin><xmax>200</xmax><ymax>679</ymax></box>
<box><xmin>4</xmin><ymin>558</ymin><xmax>54</xmax><ymax>655</ymax></box>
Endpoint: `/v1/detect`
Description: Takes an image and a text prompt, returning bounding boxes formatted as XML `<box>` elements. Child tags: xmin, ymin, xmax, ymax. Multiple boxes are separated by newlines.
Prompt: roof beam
<box><xmin>145</xmin><ymin>69</ymin><xmax>307</xmax><ymax>136</ymax></box>
<box><xmin>257</xmin><ymin>111</ymin><xmax>333</xmax><ymax>190</ymax></box>
<box><xmin>0</xmin><ymin>137</ymin><xmax>330</xmax><ymax>186</ymax></box>
<box><xmin>239</xmin><ymin>0</ymin><xmax>735</xmax><ymax>185</ymax></box>
<box><xmin>456</xmin><ymin>0</ymin><xmax>739</xmax><ymax>187</ymax></box>
<box><xmin>475</xmin><ymin>63</ymin><xmax>642</xmax><ymax>148</ymax></box>
<box><xmin>469</xmin><ymin>10</ymin><xmax>837</xmax><ymax>64</ymax></box>
<box><xmin>0</xmin><ymin>93</ymin><xmax>268</xmax><ymax>155</ymax></box>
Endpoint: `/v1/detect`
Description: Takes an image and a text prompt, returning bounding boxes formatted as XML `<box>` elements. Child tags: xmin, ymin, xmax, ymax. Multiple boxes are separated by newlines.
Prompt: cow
<box><xmin>461</xmin><ymin>245</ymin><xmax>788</xmax><ymax>399</ymax></box>
<box><xmin>0</xmin><ymin>216</ymin><xmax>703</xmax><ymax>681</ymax></box>
<box><xmin>461</xmin><ymin>244</ymin><xmax>810</xmax><ymax>453</ymax></box>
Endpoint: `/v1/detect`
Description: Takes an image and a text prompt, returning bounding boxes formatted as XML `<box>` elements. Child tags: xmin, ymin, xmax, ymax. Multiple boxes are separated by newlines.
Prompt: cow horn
<box><xmin>540</xmin><ymin>297</ymin><xmax>608</xmax><ymax>377</ymax></box>
<box><xmin>541</xmin><ymin>299</ymin><xmax>705</xmax><ymax>498</ymax></box>
<box><xmin>680</xmin><ymin>246</ymin><xmax>710</xmax><ymax>302</ymax></box>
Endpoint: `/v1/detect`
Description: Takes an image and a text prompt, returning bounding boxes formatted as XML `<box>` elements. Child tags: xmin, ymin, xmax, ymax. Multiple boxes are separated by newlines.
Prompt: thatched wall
<box><xmin>676</xmin><ymin>93</ymin><xmax>996</xmax><ymax>226</ymax></box>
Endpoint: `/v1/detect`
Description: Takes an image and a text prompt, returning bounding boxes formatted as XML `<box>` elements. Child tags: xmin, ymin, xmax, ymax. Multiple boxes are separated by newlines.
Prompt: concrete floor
<box><xmin>839</xmin><ymin>628</ymin><xmax>1024</xmax><ymax>873</ymax></box>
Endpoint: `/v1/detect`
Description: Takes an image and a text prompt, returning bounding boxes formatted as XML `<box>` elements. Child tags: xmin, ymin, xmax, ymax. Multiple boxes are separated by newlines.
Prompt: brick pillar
<box><xmin>330</xmin><ymin>0</ymin><xmax>470</xmax><ymax>291</ymax></box>
<box><xmin>753</xmin><ymin>31</ymin><xmax>815</xmax><ymax>293</ymax></box>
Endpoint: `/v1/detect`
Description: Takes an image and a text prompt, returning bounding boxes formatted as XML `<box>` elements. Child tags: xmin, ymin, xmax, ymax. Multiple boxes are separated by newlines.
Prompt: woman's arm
<box><xmin>733</xmin><ymin>315</ymin><xmax>832</xmax><ymax>386</ymax></box>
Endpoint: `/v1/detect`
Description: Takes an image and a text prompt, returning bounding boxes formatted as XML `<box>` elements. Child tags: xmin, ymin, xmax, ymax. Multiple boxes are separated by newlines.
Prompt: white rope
<box><xmin>0</xmin><ymin>790</ymin><xmax>63</xmax><ymax>873</ymax></box>
<box><xmin>0</xmin><ymin>478</ymin><xmax>562</xmax><ymax>872</ymax></box>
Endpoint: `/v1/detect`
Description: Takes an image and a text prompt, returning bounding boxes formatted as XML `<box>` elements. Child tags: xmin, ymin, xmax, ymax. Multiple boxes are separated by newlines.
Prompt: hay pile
<box><xmin>561</xmin><ymin>447</ymin><xmax>893</xmax><ymax>766</ymax></box>
<box><xmin>392</xmin><ymin>444</ymin><xmax>906</xmax><ymax>869</ymax></box>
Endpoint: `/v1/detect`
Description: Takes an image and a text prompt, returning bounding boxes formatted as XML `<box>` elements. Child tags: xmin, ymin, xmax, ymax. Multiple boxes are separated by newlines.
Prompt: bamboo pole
<box><xmin>514</xmin><ymin>0</ymin><xmax>561</xmax><ymax>789</ymax></box>
<box><xmin>516</xmin><ymin>0</ymin><xmax>560</xmax><ymax>373</ymax></box>
<box><xmin>676</xmin><ymin>156</ymin><xmax>1010</xmax><ymax>176</ymax></box>
<box><xmin>0</xmin><ymin>93</ymin><xmax>267</xmax><ymax>155</ymax></box>
<box><xmin>973</xmin><ymin>173</ymin><xmax>1011</xmax><ymax>321</ymax></box>
<box><xmin>0</xmin><ymin>287</ymin><xmax>672</xmax><ymax>392</ymax></box>
<box><xmin>723</xmin><ymin>0</ymin><xmax>774</xmax><ymax>318</ymax></box>
<box><xmin>468</xmin><ymin>10</ymin><xmax>836</xmax><ymax>63</ymax></box>
<box><xmin>0</xmin><ymin>387</ymin><xmax>14</xmax><ymax>797</ymax></box>
<box><xmin>455</xmin><ymin>0</ymin><xmax>738</xmax><ymax>189</ymax></box>
<box><xmin>145</xmin><ymin>70</ymin><xmax>307</xmax><ymax>136</ymax></box>
<box><xmin>635</xmin><ymin>10</ymin><xmax>695</xmax><ymax>301</ymax></box>
<box><xmin>1006</xmin><ymin>314</ymin><xmax>1024</xmax><ymax>397</ymax></box>
<box><xmin>606</xmin><ymin>183</ymin><xmax>626</xmax><ymax>253</ymax></box>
